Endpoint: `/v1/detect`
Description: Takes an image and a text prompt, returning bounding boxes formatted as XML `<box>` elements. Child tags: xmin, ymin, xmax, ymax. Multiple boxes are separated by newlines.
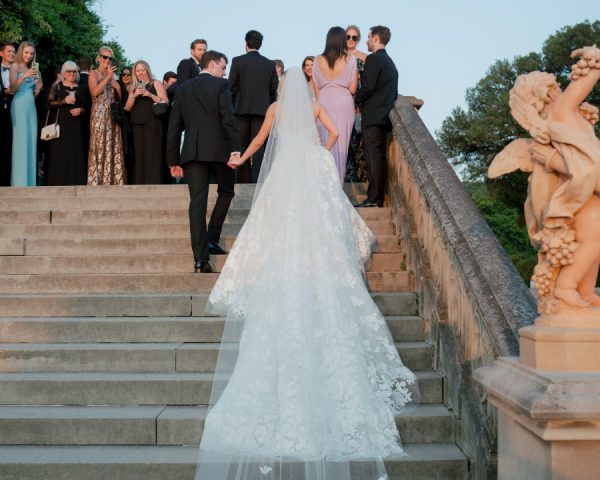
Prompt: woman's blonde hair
<box><xmin>60</xmin><ymin>60</ymin><xmax>80</xmax><ymax>83</ymax></box>
<box><xmin>346</xmin><ymin>25</ymin><xmax>361</xmax><ymax>39</ymax></box>
<box><xmin>130</xmin><ymin>60</ymin><xmax>154</xmax><ymax>93</ymax></box>
<box><xmin>95</xmin><ymin>46</ymin><xmax>114</xmax><ymax>66</ymax></box>
<box><xmin>15</xmin><ymin>41</ymin><xmax>36</xmax><ymax>67</ymax></box>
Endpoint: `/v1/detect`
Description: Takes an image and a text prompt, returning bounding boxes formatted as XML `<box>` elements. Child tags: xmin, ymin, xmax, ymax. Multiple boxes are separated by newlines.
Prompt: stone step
<box><xmin>0</xmin><ymin>252</ymin><xmax>403</xmax><ymax>274</ymax></box>
<box><xmin>0</xmin><ymin>371</ymin><xmax>442</xmax><ymax>405</ymax></box>
<box><xmin>0</xmin><ymin>404</ymin><xmax>454</xmax><ymax>446</ymax></box>
<box><xmin>0</xmin><ymin>315</ymin><xmax>425</xmax><ymax>343</ymax></box>
<box><xmin>0</xmin><ymin>292</ymin><xmax>417</xmax><ymax>317</ymax></box>
<box><xmin>0</xmin><ymin>271</ymin><xmax>409</xmax><ymax>294</ymax></box>
<box><xmin>0</xmin><ymin>182</ymin><xmax>367</xmax><ymax>198</ymax></box>
<box><xmin>0</xmin><ymin>443</ymin><xmax>467</xmax><ymax>480</ymax></box>
<box><xmin>0</xmin><ymin>341</ymin><xmax>432</xmax><ymax>373</ymax></box>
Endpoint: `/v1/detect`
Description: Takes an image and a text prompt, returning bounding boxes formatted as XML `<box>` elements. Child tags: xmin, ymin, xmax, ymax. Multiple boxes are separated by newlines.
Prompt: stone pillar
<box><xmin>474</xmin><ymin>314</ymin><xmax>600</xmax><ymax>480</ymax></box>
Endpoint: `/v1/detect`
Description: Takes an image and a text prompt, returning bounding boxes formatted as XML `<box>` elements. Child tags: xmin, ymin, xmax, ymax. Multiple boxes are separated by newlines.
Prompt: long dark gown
<box><xmin>130</xmin><ymin>82</ymin><xmax>163</xmax><ymax>184</ymax></box>
<box><xmin>46</xmin><ymin>81</ymin><xmax>88</xmax><ymax>186</ymax></box>
<box><xmin>345</xmin><ymin>57</ymin><xmax>367</xmax><ymax>183</ymax></box>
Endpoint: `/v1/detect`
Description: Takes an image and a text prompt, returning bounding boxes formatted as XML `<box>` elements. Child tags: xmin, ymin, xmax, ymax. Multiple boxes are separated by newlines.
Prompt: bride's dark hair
<box><xmin>322</xmin><ymin>26</ymin><xmax>347</xmax><ymax>70</ymax></box>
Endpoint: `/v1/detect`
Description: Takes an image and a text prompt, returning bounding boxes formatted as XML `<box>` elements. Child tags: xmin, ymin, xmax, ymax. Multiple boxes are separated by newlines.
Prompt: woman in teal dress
<box><xmin>9</xmin><ymin>41</ymin><xmax>42</xmax><ymax>186</ymax></box>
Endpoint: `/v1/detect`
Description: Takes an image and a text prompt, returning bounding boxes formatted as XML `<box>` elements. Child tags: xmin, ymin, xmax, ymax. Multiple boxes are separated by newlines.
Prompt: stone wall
<box><xmin>387</xmin><ymin>96</ymin><xmax>538</xmax><ymax>479</ymax></box>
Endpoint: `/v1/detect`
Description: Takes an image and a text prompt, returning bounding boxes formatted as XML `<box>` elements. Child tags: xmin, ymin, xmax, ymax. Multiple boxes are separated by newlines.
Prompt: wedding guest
<box><xmin>177</xmin><ymin>39</ymin><xmax>207</xmax><ymax>85</ymax></box>
<box><xmin>125</xmin><ymin>60</ymin><xmax>168</xmax><ymax>184</ymax></box>
<box><xmin>0</xmin><ymin>42</ymin><xmax>16</xmax><ymax>186</ymax></box>
<box><xmin>87</xmin><ymin>46</ymin><xmax>126</xmax><ymax>185</ymax></box>
<box><xmin>163</xmin><ymin>71</ymin><xmax>177</xmax><ymax>91</ymax></box>
<box><xmin>313</xmin><ymin>26</ymin><xmax>358</xmax><ymax>184</ymax></box>
<box><xmin>345</xmin><ymin>24</ymin><xmax>368</xmax><ymax>182</ymax></box>
<box><xmin>46</xmin><ymin>61</ymin><xmax>88</xmax><ymax>185</ymax></box>
<box><xmin>229</xmin><ymin>30</ymin><xmax>278</xmax><ymax>183</ymax></box>
<box><xmin>273</xmin><ymin>59</ymin><xmax>284</xmax><ymax>79</ymax></box>
<box><xmin>78</xmin><ymin>56</ymin><xmax>93</xmax><ymax>163</ymax></box>
<box><xmin>355</xmin><ymin>26</ymin><xmax>397</xmax><ymax>208</ymax></box>
<box><xmin>302</xmin><ymin>55</ymin><xmax>316</xmax><ymax>98</ymax></box>
<box><xmin>118</xmin><ymin>66</ymin><xmax>132</xmax><ymax>105</ymax></box>
<box><xmin>9</xmin><ymin>41</ymin><xmax>42</xmax><ymax>186</ymax></box>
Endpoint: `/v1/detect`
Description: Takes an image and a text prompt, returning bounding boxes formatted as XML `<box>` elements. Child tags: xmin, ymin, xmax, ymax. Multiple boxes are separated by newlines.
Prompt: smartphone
<box><xmin>110</xmin><ymin>59</ymin><xmax>118</xmax><ymax>69</ymax></box>
<box><xmin>31</xmin><ymin>61</ymin><xmax>39</xmax><ymax>71</ymax></box>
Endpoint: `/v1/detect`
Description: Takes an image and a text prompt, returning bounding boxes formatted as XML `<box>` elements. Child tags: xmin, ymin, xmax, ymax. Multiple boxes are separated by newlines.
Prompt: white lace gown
<box><xmin>196</xmin><ymin>68</ymin><xmax>418</xmax><ymax>480</ymax></box>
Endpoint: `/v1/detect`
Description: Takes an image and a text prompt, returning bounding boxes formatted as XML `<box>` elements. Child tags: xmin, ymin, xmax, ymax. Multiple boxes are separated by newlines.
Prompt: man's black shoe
<box><xmin>208</xmin><ymin>243</ymin><xmax>228</xmax><ymax>255</ymax></box>
<box><xmin>194</xmin><ymin>260</ymin><xmax>214</xmax><ymax>273</ymax></box>
<box><xmin>354</xmin><ymin>200</ymin><xmax>379</xmax><ymax>208</ymax></box>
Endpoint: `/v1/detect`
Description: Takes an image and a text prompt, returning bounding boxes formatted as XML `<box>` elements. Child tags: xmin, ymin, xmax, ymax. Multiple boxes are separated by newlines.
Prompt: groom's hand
<box><xmin>227</xmin><ymin>152</ymin><xmax>241</xmax><ymax>170</ymax></box>
<box><xmin>170</xmin><ymin>166</ymin><xmax>184</xmax><ymax>178</ymax></box>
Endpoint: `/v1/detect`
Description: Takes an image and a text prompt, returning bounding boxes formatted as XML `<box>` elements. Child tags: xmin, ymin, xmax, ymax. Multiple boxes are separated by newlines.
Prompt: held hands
<box><xmin>134</xmin><ymin>87</ymin><xmax>146</xmax><ymax>98</ymax></box>
<box><xmin>65</xmin><ymin>95</ymin><xmax>76</xmax><ymax>105</ymax></box>
<box><xmin>227</xmin><ymin>152</ymin><xmax>243</xmax><ymax>169</ymax></box>
<box><xmin>170</xmin><ymin>166</ymin><xmax>184</xmax><ymax>179</ymax></box>
<box><xmin>23</xmin><ymin>67</ymin><xmax>38</xmax><ymax>79</ymax></box>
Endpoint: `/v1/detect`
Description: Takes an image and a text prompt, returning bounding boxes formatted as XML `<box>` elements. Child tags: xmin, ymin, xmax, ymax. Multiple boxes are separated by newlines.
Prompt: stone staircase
<box><xmin>0</xmin><ymin>184</ymin><xmax>468</xmax><ymax>479</ymax></box>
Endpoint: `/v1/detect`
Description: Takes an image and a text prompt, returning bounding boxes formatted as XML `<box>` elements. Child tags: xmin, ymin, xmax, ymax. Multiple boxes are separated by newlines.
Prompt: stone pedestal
<box><xmin>475</xmin><ymin>315</ymin><xmax>600</xmax><ymax>480</ymax></box>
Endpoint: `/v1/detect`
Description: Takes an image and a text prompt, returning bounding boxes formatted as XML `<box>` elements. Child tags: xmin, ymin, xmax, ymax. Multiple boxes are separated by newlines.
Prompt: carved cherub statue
<box><xmin>488</xmin><ymin>45</ymin><xmax>600</xmax><ymax>314</ymax></box>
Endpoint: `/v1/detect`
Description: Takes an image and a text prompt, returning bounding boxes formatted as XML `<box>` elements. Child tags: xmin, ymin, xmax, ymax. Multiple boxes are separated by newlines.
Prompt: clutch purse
<box><xmin>152</xmin><ymin>101</ymin><xmax>168</xmax><ymax>117</ymax></box>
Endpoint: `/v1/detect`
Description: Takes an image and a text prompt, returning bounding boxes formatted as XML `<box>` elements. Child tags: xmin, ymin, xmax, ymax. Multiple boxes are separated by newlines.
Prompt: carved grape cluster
<box><xmin>531</xmin><ymin>228</ymin><xmax>577</xmax><ymax>297</ymax></box>
<box><xmin>579</xmin><ymin>102</ymin><xmax>600</xmax><ymax>125</ymax></box>
<box><xmin>569</xmin><ymin>45</ymin><xmax>600</xmax><ymax>80</ymax></box>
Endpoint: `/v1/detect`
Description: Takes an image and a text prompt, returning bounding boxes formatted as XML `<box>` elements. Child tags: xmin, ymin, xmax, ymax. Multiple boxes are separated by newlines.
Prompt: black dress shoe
<box><xmin>194</xmin><ymin>260</ymin><xmax>214</xmax><ymax>273</ymax></box>
<box><xmin>208</xmin><ymin>243</ymin><xmax>228</xmax><ymax>255</ymax></box>
<box><xmin>354</xmin><ymin>200</ymin><xmax>379</xmax><ymax>208</ymax></box>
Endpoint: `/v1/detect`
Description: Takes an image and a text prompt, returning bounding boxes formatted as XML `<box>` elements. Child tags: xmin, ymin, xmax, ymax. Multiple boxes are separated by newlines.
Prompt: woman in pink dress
<box><xmin>313</xmin><ymin>26</ymin><xmax>358</xmax><ymax>184</ymax></box>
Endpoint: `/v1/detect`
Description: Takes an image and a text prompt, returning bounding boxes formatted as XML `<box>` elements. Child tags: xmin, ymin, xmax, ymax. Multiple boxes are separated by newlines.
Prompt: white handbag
<box><xmin>40</xmin><ymin>92</ymin><xmax>61</xmax><ymax>141</ymax></box>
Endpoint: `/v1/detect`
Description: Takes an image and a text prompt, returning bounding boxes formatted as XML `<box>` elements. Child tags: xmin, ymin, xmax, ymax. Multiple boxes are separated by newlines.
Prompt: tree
<box><xmin>438</xmin><ymin>20</ymin><xmax>600</xmax><ymax>210</ymax></box>
<box><xmin>0</xmin><ymin>0</ymin><xmax>129</xmax><ymax>70</ymax></box>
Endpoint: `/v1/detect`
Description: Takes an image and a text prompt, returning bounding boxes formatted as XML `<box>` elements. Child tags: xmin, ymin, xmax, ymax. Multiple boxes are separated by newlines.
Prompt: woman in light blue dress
<box><xmin>9</xmin><ymin>41</ymin><xmax>41</xmax><ymax>186</ymax></box>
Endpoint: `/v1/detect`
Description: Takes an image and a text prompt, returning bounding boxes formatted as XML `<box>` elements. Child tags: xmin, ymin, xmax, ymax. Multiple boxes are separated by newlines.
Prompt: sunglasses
<box><xmin>121</xmin><ymin>72</ymin><xmax>131</xmax><ymax>76</ymax></box>
<box><xmin>346</xmin><ymin>35</ymin><xmax>359</xmax><ymax>41</ymax></box>
<box><xmin>99</xmin><ymin>54</ymin><xmax>114</xmax><ymax>61</ymax></box>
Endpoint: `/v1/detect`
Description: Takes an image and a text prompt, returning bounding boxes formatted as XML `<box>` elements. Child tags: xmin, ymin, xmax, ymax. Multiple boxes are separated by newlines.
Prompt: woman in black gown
<box><xmin>46</xmin><ymin>61</ymin><xmax>88</xmax><ymax>185</ymax></box>
<box><xmin>124</xmin><ymin>60</ymin><xmax>168</xmax><ymax>184</ymax></box>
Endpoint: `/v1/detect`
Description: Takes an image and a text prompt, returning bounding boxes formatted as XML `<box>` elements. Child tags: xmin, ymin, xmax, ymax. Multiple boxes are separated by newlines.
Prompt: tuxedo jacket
<box><xmin>176</xmin><ymin>57</ymin><xmax>200</xmax><ymax>85</ymax></box>
<box><xmin>229</xmin><ymin>51</ymin><xmax>278</xmax><ymax>116</ymax></box>
<box><xmin>167</xmin><ymin>73</ymin><xmax>241</xmax><ymax>167</ymax></box>
<box><xmin>355</xmin><ymin>49</ymin><xmax>398</xmax><ymax>129</ymax></box>
<box><xmin>0</xmin><ymin>69</ymin><xmax>13</xmax><ymax>113</ymax></box>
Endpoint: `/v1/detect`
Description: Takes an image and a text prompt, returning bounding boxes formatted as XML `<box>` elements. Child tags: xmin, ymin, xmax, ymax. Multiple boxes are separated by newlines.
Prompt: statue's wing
<box><xmin>488</xmin><ymin>139</ymin><xmax>534</xmax><ymax>179</ymax></box>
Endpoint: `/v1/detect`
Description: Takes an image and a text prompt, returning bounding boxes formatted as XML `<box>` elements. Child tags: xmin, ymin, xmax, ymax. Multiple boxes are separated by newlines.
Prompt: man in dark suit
<box><xmin>167</xmin><ymin>50</ymin><xmax>241</xmax><ymax>273</ymax></box>
<box><xmin>229</xmin><ymin>30</ymin><xmax>278</xmax><ymax>183</ymax></box>
<box><xmin>355</xmin><ymin>26</ymin><xmax>398</xmax><ymax>208</ymax></box>
<box><xmin>0</xmin><ymin>42</ymin><xmax>15</xmax><ymax>186</ymax></box>
<box><xmin>77</xmin><ymin>56</ymin><xmax>93</xmax><ymax>166</ymax></box>
<box><xmin>176</xmin><ymin>39</ymin><xmax>207</xmax><ymax>86</ymax></box>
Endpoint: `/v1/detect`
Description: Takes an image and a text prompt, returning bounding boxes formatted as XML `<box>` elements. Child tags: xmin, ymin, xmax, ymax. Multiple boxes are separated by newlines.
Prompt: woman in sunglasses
<box><xmin>87</xmin><ymin>46</ymin><xmax>126</xmax><ymax>185</ymax></box>
<box><xmin>345</xmin><ymin>25</ymin><xmax>369</xmax><ymax>183</ymax></box>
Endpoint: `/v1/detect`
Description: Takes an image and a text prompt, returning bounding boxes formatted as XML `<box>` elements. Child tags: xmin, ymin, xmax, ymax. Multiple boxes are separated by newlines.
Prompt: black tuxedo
<box><xmin>229</xmin><ymin>51</ymin><xmax>278</xmax><ymax>183</ymax></box>
<box><xmin>355</xmin><ymin>49</ymin><xmax>398</xmax><ymax>205</ymax></box>
<box><xmin>0</xmin><ymin>67</ymin><xmax>14</xmax><ymax>186</ymax></box>
<box><xmin>167</xmin><ymin>73</ymin><xmax>241</xmax><ymax>262</ymax></box>
<box><xmin>176</xmin><ymin>57</ymin><xmax>200</xmax><ymax>85</ymax></box>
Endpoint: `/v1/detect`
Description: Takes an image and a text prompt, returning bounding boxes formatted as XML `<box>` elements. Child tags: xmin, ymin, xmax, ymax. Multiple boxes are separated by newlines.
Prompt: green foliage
<box><xmin>0</xmin><ymin>0</ymin><xmax>129</xmax><ymax>71</ymax></box>
<box><xmin>469</xmin><ymin>188</ymin><xmax>537</xmax><ymax>282</ymax></box>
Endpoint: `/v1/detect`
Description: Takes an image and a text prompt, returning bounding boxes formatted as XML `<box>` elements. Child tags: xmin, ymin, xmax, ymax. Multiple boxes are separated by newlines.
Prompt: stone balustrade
<box><xmin>387</xmin><ymin>96</ymin><xmax>538</xmax><ymax>479</ymax></box>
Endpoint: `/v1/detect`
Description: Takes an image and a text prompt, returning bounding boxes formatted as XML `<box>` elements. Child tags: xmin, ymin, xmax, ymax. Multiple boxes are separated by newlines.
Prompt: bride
<box><xmin>195</xmin><ymin>67</ymin><xmax>419</xmax><ymax>480</ymax></box>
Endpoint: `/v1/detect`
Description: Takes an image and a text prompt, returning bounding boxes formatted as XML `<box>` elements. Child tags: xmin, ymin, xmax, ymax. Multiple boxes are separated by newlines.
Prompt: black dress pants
<box><xmin>0</xmin><ymin>107</ymin><xmax>12</xmax><ymax>186</ymax></box>
<box><xmin>235</xmin><ymin>114</ymin><xmax>265</xmax><ymax>183</ymax></box>
<box><xmin>362</xmin><ymin>125</ymin><xmax>390</xmax><ymax>205</ymax></box>
<box><xmin>183</xmin><ymin>161</ymin><xmax>235</xmax><ymax>261</ymax></box>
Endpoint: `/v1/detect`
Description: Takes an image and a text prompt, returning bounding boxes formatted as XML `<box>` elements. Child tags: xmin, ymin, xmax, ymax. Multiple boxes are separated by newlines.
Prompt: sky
<box><xmin>92</xmin><ymin>0</ymin><xmax>596</xmax><ymax>136</ymax></box>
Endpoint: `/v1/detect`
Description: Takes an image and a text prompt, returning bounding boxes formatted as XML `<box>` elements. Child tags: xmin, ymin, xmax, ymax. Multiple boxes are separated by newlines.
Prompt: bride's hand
<box><xmin>227</xmin><ymin>153</ymin><xmax>243</xmax><ymax>169</ymax></box>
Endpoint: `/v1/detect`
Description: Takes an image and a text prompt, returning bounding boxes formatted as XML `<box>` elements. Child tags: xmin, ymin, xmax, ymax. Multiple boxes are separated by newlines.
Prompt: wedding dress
<box><xmin>195</xmin><ymin>67</ymin><xmax>419</xmax><ymax>480</ymax></box>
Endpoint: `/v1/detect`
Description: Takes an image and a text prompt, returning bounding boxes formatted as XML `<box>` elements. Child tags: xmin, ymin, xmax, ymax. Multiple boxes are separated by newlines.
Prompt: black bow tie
<box><xmin>1</xmin><ymin>66</ymin><xmax>9</xmax><ymax>72</ymax></box>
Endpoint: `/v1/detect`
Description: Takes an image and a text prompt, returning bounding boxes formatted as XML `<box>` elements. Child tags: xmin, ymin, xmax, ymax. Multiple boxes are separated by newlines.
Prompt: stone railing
<box><xmin>387</xmin><ymin>96</ymin><xmax>537</xmax><ymax>479</ymax></box>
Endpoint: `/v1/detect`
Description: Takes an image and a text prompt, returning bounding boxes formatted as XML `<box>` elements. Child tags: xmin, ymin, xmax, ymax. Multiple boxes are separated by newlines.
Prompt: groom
<box><xmin>167</xmin><ymin>50</ymin><xmax>241</xmax><ymax>273</ymax></box>
<box><xmin>355</xmin><ymin>25</ymin><xmax>398</xmax><ymax>208</ymax></box>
